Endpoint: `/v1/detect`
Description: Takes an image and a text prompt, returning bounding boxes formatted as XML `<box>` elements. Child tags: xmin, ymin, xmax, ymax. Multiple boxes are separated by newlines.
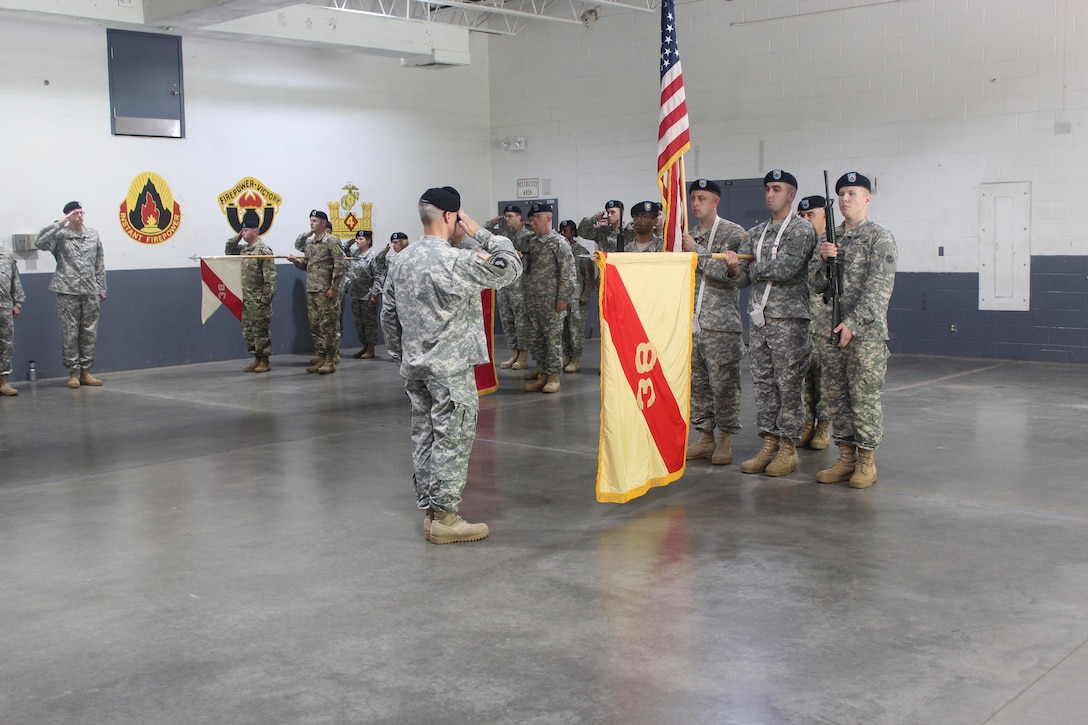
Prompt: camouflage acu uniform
<box><xmin>486</xmin><ymin>220</ymin><xmax>531</xmax><ymax>351</ymax></box>
<box><xmin>516</xmin><ymin>229</ymin><xmax>576</xmax><ymax>376</ymax></box>
<box><xmin>344</xmin><ymin>246</ymin><xmax>383</xmax><ymax>347</ymax></box>
<box><xmin>226</xmin><ymin>236</ymin><xmax>277</xmax><ymax>358</ymax></box>
<box><xmin>689</xmin><ymin>218</ymin><xmax>749</xmax><ymax>436</ymax></box>
<box><xmin>736</xmin><ymin>215</ymin><xmax>817</xmax><ymax>441</ymax></box>
<box><xmin>292</xmin><ymin>232</ymin><xmax>345</xmax><ymax>357</ymax></box>
<box><xmin>0</xmin><ymin>246</ymin><xmax>26</xmax><ymax>376</ymax></box>
<box><xmin>380</xmin><ymin>228</ymin><xmax>522</xmax><ymax>513</ymax></box>
<box><xmin>809</xmin><ymin>218</ymin><xmax>897</xmax><ymax>450</ymax></box>
<box><xmin>35</xmin><ymin>221</ymin><xmax>107</xmax><ymax>373</ymax></box>
<box><xmin>562</xmin><ymin>240</ymin><xmax>596</xmax><ymax>359</ymax></box>
<box><xmin>623</xmin><ymin>233</ymin><xmax>665</xmax><ymax>253</ymax></box>
<box><xmin>577</xmin><ymin>216</ymin><xmax>630</xmax><ymax>254</ymax></box>
<box><xmin>805</xmin><ymin>231</ymin><xmax>832</xmax><ymax>423</ymax></box>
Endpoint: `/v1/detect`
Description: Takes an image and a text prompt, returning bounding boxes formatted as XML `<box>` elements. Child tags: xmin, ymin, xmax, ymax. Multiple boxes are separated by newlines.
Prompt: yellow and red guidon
<box><xmin>595</xmin><ymin>252</ymin><xmax>696</xmax><ymax>503</ymax></box>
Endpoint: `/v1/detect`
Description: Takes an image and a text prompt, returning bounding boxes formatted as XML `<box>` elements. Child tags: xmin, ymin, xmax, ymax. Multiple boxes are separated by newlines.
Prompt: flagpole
<box><xmin>192</xmin><ymin>255</ymin><xmax>303</xmax><ymax>260</ymax></box>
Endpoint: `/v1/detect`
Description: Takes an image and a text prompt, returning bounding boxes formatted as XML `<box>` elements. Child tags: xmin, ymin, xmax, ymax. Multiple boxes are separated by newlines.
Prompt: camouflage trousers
<box><xmin>405</xmin><ymin>368</ymin><xmax>479</xmax><ymax>513</ymax></box>
<box><xmin>803</xmin><ymin>338</ymin><xmax>832</xmax><ymax>422</ymax></box>
<box><xmin>350</xmin><ymin>295</ymin><xmax>380</xmax><ymax>346</ymax></box>
<box><xmin>497</xmin><ymin>281</ymin><xmax>527</xmax><ymax>351</ymax></box>
<box><xmin>562</xmin><ymin>302</ymin><xmax>587</xmax><ymax>358</ymax></box>
<box><xmin>749</xmin><ymin>318</ymin><xmax>812</xmax><ymax>441</ymax></box>
<box><xmin>57</xmin><ymin>293</ymin><xmax>100</xmax><ymax>372</ymax></box>
<box><xmin>0</xmin><ymin>307</ymin><xmax>13</xmax><ymax>375</ymax></box>
<box><xmin>821</xmin><ymin>338</ymin><xmax>889</xmax><ymax>450</ymax></box>
<box><xmin>690</xmin><ymin>330</ymin><xmax>744</xmax><ymax>435</ymax></box>
<box><xmin>527</xmin><ymin>303</ymin><xmax>566</xmax><ymax>375</ymax></box>
<box><xmin>242</xmin><ymin>298</ymin><xmax>273</xmax><ymax>357</ymax></box>
<box><xmin>306</xmin><ymin>292</ymin><xmax>340</xmax><ymax>356</ymax></box>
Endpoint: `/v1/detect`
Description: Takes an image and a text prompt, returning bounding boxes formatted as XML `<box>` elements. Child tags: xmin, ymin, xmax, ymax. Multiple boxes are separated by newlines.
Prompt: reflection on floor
<box><xmin>1</xmin><ymin>341</ymin><xmax>1086</xmax><ymax>724</ymax></box>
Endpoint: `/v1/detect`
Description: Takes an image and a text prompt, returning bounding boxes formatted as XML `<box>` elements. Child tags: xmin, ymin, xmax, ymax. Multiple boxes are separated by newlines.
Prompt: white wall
<box><xmin>0</xmin><ymin>16</ymin><xmax>493</xmax><ymax>273</ymax></box>
<box><xmin>487</xmin><ymin>0</ymin><xmax>1088</xmax><ymax>273</ymax></box>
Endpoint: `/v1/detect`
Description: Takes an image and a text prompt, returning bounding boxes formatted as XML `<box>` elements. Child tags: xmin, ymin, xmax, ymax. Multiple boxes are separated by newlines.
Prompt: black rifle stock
<box><xmin>823</xmin><ymin>171</ymin><xmax>843</xmax><ymax>346</ymax></box>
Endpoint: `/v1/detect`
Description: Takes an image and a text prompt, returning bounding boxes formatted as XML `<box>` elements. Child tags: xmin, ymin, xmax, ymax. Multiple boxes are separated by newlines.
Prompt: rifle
<box><xmin>823</xmin><ymin>171</ymin><xmax>843</xmax><ymax>346</ymax></box>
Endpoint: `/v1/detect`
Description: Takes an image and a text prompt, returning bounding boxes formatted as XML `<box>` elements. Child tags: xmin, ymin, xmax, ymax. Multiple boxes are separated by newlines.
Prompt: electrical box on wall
<box><xmin>11</xmin><ymin>234</ymin><xmax>36</xmax><ymax>252</ymax></box>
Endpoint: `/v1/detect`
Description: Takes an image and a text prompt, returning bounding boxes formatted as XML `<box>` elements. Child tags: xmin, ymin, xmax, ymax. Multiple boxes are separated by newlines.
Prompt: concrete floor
<box><xmin>1</xmin><ymin>341</ymin><xmax>1087</xmax><ymax>725</ymax></box>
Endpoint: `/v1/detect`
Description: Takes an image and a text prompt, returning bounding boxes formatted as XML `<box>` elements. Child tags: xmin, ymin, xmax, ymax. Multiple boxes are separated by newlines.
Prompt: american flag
<box><xmin>657</xmin><ymin>0</ymin><xmax>691</xmax><ymax>253</ymax></box>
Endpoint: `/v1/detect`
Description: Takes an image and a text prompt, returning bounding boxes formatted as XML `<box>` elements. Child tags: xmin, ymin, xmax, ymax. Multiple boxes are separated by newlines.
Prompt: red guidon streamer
<box><xmin>595</xmin><ymin>252</ymin><xmax>696</xmax><ymax>503</ymax></box>
<box><xmin>200</xmin><ymin>258</ymin><xmax>243</xmax><ymax>322</ymax></box>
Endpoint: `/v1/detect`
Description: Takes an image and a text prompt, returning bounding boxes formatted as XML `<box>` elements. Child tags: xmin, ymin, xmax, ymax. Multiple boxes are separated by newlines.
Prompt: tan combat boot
<box><xmin>741</xmin><ymin>435</ymin><xmax>779</xmax><ymax>474</ymax></box>
<box><xmin>511</xmin><ymin>350</ymin><xmax>529</xmax><ymax>370</ymax></box>
<box><xmin>333</xmin><ymin>351</ymin><xmax>341</xmax><ymax>364</ymax></box>
<box><xmin>563</xmin><ymin>356</ymin><xmax>580</xmax><ymax>373</ymax></box>
<box><xmin>686</xmin><ymin>430</ymin><xmax>715</xmax><ymax>460</ymax></box>
<box><xmin>850</xmin><ymin>448</ymin><xmax>878</xmax><ymax>489</ymax></box>
<box><xmin>816</xmin><ymin>443</ymin><xmax>857</xmax><ymax>483</ymax></box>
<box><xmin>306</xmin><ymin>355</ymin><xmax>324</xmax><ymax>373</ymax></box>
<box><xmin>0</xmin><ymin>374</ymin><xmax>17</xmax><ymax>396</ymax></box>
<box><xmin>523</xmin><ymin>367</ymin><xmax>541</xmax><ymax>380</ymax></box>
<box><xmin>243</xmin><ymin>356</ymin><xmax>261</xmax><ymax>372</ymax></box>
<box><xmin>524</xmin><ymin>374</ymin><xmax>547</xmax><ymax>393</ymax></box>
<box><xmin>318</xmin><ymin>354</ymin><xmax>336</xmax><ymax>374</ymax></box>
<box><xmin>542</xmin><ymin>374</ymin><xmax>561</xmax><ymax>393</ymax></box>
<box><xmin>79</xmin><ymin>370</ymin><xmax>103</xmax><ymax>386</ymax></box>
<box><xmin>799</xmin><ymin>419</ymin><xmax>815</xmax><ymax>447</ymax></box>
<box><xmin>499</xmin><ymin>351</ymin><xmax>518</xmax><ymax>369</ymax></box>
<box><xmin>809</xmin><ymin>420</ymin><xmax>830</xmax><ymax>450</ymax></box>
<box><xmin>352</xmin><ymin>348</ymin><xmax>365</xmax><ymax>358</ymax></box>
<box><xmin>423</xmin><ymin>508</ymin><xmax>435</xmax><ymax>541</ymax></box>
<box><xmin>765</xmin><ymin>438</ymin><xmax>799</xmax><ymax>477</ymax></box>
<box><xmin>361</xmin><ymin>344</ymin><xmax>375</xmax><ymax>359</ymax></box>
<box><xmin>253</xmin><ymin>356</ymin><xmax>271</xmax><ymax>373</ymax></box>
<box><xmin>429</xmin><ymin>511</ymin><xmax>489</xmax><ymax>544</ymax></box>
<box><xmin>711</xmin><ymin>433</ymin><xmax>733</xmax><ymax>465</ymax></box>
<box><xmin>68</xmin><ymin>372</ymin><xmax>80</xmax><ymax>388</ymax></box>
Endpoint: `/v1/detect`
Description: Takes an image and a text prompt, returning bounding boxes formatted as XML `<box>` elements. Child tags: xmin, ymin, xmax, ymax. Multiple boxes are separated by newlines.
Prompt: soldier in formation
<box><xmin>558</xmin><ymin>219</ymin><xmax>596</xmax><ymax>374</ymax></box>
<box><xmin>36</xmin><ymin>201</ymin><xmax>107</xmax><ymax>388</ymax></box>
<box><xmin>810</xmin><ymin>172</ymin><xmax>897</xmax><ymax>489</ymax></box>
<box><xmin>624</xmin><ymin>201</ymin><xmax>665</xmax><ymax>252</ymax></box>
<box><xmin>680</xmin><ymin>179</ymin><xmax>750</xmax><ymax>466</ymax></box>
<box><xmin>518</xmin><ymin>202</ymin><xmax>576</xmax><ymax>394</ymax></box>
<box><xmin>486</xmin><ymin>205</ymin><xmax>532</xmax><ymax>370</ymax></box>
<box><xmin>0</xmin><ymin>242</ymin><xmax>25</xmax><ymax>396</ymax></box>
<box><xmin>225</xmin><ymin>210</ymin><xmax>277</xmax><ymax>372</ymax></box>
<box><xmin>736</xmin><ymin>170</ymin><xmax>818</xmax><ymax>478</ymax></box>
<box><xmin>288</xmin><ymin>210</ymin><xmax>345</xmax><ymax>374</ymax></box>
<box><xmin>344</xmin><ymin>230</ymin><xmax>384</xmax><ymax>360</ymax></box>
<box><xmin>578</xmin><ymin>199</ymin><xmax>627</xmax><ymax>253</ymax></box>
<box><xmin>796</xmin><ymin>195</ymin><xmax>832</xmax><ymax>450</ymax></box>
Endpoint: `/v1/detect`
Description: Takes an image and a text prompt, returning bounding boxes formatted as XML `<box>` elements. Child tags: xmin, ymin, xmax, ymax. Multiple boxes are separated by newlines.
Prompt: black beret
<box><xmin>240</xmin><ymin>210</ymin><xmax>261</xmax><ymax>229</ymax></box>
<box><xmin>605</xmin><ymin>200</ymin><xmax>624</xmax><ymax>211</ymax></box>
<box><xmin>355</xmin><ymin>230</ymin><xmax>373</xmax><ymax>239</ymax></box>
<box><xmin>63</xmin><ymin>201</ymin><xmax>83</xmax><ymax>214</ymax></box>
<box><xmin>310</xmin><ymin>209</ymin><xmax>329</xmax><ymax>222</ymax></box>
<box><xmin>836</xmin><ymin>172</ymin><xmax>872</xmax><ymax>193</ymax></box>
<box><xmin>390</xmin><ymin>232</ymin><xmax>409</xmax><ymax>242</ymax></box>
<box><xmin>631</xmin><ymin>201</ymin><xmax>662</xmax><ymax>217</ymax></box>
<box><xmin>798</xmin><ymin>195</ymin><xmax>826</xmax><ymax>213</ymax></box>
<box><xmin>690</xmin><ymin>179</ymin><xmax>721</xmax><ymax>196</ymax></box>
<box><xmin>764</xmin><ymin>169</ymin><xmax>798</xmax><ymax>188</ymax></box>
<box><xmin>528</xmin><ymin>202</ymin><xmax>553</xmax><ymax>216</ymax></box>
<box><xmin>421</xmin><ymin>186</ymin><xmax>461</xmax><ymax>213</ymax></box>
<box><xmin>559</xmin><ymin>219</ymin><xmax>577</xmax><ymax>231</ymax></box>
<box><xmin>502</xmin><ymin>204</ymin><xmax>523</xmax><ymax>216</ymax></box>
